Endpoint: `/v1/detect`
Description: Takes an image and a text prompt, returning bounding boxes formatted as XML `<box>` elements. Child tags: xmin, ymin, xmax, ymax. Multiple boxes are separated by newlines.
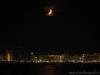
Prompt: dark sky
<box><xmin>0</xmin><ymin>0</ymin><xmax>97</xmax><ymax>53</ymax></box>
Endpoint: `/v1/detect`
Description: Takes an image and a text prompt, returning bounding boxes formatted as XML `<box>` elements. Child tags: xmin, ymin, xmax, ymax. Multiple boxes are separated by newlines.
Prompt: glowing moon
<box><xmin>48</xmin><ymin>9</ymin><xmax>53</xmax><ymax>16</ymax></box>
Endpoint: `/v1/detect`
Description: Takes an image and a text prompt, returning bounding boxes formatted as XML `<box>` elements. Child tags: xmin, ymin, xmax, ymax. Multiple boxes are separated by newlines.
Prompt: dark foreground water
<box><xmin>0</xmin><ymin>63</ymin><xmax>100</xmax><ymax>75</ymax></box>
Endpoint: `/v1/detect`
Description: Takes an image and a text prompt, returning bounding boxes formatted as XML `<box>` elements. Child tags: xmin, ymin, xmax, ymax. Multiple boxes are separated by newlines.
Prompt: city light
<box><xmin>30</xmin><ymin>52</ymin><xmax>34</xmax><ymax>55</ymax></box>
<box><xmin>7</xmin><ymin>53</ymin><xmax>11</xmax><ymax>61</ymax></box>
<box><xmin>0</xmin><ymin>51</ymin><xmax>100</xmax><ymax>63</ymax></box>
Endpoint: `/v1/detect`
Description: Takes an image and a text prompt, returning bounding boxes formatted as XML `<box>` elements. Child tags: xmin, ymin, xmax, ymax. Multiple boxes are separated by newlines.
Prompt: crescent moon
<box><xmin>48</xmin><ymin>9</ymin><xmax>53</xmax><ymax>15</ymax></box>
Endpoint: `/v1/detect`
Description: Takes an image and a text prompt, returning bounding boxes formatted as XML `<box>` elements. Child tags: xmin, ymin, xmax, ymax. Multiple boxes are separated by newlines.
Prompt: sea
<box><xmin>0</xmin><ymin>62</ymin><xmax>100</xmax><ymax>75</ymax></box>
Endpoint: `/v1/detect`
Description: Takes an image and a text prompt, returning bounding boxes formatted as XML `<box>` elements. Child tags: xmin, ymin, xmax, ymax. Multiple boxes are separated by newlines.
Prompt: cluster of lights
<box><xmin>0</xmin><ymin>51</ymin><xmax>100</xmax><ymax>63</ymax></box>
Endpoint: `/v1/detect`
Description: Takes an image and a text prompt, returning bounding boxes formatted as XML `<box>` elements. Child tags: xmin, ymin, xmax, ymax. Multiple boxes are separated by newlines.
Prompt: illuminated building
<box><xmin>48</xmin><ymin>55</ymin><xmax>64</xmax><ymax>62</ymax></box>
<box><xmin>6</xmin><ymin>51</ymin><xmax>14</xmax><ymax>61</ymax></box>
<box><xmin>7</xmin><ymin>53</ymin><xmax>11</xmax><ymax>61</ymax></box>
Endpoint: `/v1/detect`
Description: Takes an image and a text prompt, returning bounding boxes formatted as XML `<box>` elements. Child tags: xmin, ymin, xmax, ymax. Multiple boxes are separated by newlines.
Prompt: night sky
<box><xmin>0</xmin><ymin>0</ymin><xmax>97</xmax><ymax>53</ymax></box>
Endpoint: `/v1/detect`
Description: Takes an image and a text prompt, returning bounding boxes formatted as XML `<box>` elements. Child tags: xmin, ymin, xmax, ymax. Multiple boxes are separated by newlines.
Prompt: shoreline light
<box><xmin>7</xmin><ymin>53</ymin><xmax>11</xmax><ymax>61</ymax></box>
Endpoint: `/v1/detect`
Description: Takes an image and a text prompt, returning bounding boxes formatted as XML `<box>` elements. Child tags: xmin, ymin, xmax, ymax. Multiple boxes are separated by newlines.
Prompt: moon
<box><xmin>48</xmin><ymin>9</ymin><xmax>53</xmax><ymax>15</ymax></box>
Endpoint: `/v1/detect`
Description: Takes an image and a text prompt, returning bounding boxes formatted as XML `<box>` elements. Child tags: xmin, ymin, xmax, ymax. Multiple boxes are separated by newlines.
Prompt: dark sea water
<box><xmin>0</xmin><ymin>63</ymin><xmax>100</xmax><ymax>75</ymax></box>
